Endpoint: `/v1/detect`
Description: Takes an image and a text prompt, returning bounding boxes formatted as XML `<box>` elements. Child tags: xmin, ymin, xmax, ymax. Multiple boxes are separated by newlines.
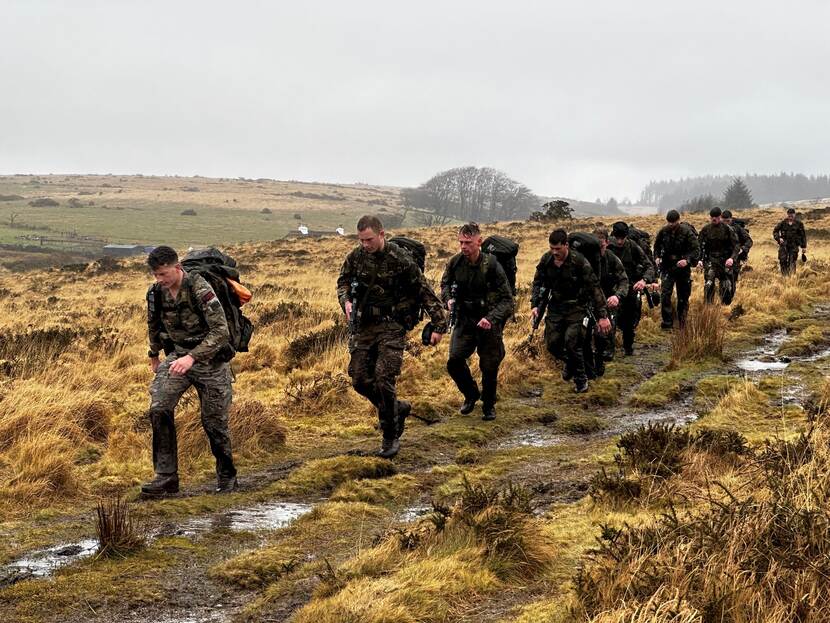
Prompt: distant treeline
<box><xmin>640</xmin><ymin>173</ymin><xmax>830</xmax><ymax>211</ymax></box>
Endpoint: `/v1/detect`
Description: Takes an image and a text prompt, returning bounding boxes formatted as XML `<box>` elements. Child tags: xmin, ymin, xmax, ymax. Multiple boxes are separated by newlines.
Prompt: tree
<box><xmin>401</xmin><ymin>167</ymin><xmax>539</xmax><ymax>223</ymax></box>
<box><xmin>678</xmin><ymin>194</ymin><xmax>717</xmax><ymax>214</ymax></box>
<box><xmin>722</xmin><ymin>178</ymin><xmax>754</xmax><ymax>211</ymax></box>
<box><xmin>606</xmin><ymin>197</ymin><xmax>619</xmax><ymax>212</ymax></box>
<box><xmin>530</xmin><ymin>200</ymin><xmax>573</xmax><ymax>221</ymax></box>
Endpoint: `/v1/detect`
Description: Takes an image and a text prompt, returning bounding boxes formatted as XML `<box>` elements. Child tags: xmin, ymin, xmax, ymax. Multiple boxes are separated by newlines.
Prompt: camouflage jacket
<box><xmin>654</xmin><ymin>223</ymin><xmax>700</xmax><ymax>269</ymax></box>
<box><xmin>598</xmin><ymin>250</ymin><xmax>630</xmax><ymax>300</ymax></box>
<box><xmin>336</xmin><ymin>242</ymin><xmax>448</xmax><ymax>332</ymax></box>
<box><xmin>773</xmin><ymin>219</ymin><xmax>807</xmax><ymax>249</ymax></box>
<box><xmin>440</xmin><ymin>252</ymin><xmax>514</xmax><ymax>326</ymax></box>
<box><xmin>699</xmin><ymin>222</ymin><xmax>739</xmax><ymax>263</ymax></box>
<box><xmin>147</xmin><ymin>272</ymin><xmax>230</xmax><ymax>362</ymax></box>
<box><xmin>607</xmin><ymin>238</ymin><xmax>655</xmax><ymax>284</ymax></box>
<box><xmin>729</xmin><ymin>222</ymin><xmax>753</xmax><ymax>258</ymax></box>
<box><xmin>531</xmin><ymin>249</ymin><xmax>608</xmax><ymax>318</ymax></box>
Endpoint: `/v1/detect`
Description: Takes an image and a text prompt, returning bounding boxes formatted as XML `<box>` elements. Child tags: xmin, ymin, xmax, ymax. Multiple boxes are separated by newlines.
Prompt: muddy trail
<box><xmin>2</xmin><ymin>306</ymin><xmax>828</xmax><ymax>623</ymax></box>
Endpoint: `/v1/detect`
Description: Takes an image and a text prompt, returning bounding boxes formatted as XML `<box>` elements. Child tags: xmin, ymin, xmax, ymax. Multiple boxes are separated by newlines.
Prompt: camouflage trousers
<box><xmin>348</xmin><ymin>320</ymin><xmax>406</xmax><ymax>440</ymax></box>
<box><xmin>447</xmin><ymin>320</ymin><xmax>505</xmax><ymax>408</ymax></box>
<box><xmin>704</xmin><ymin>260</ymin><xmax>733</xmax><ymax>305</ymax></box>
<box><xmin>544</xmin><ymin>307</ymin><xmax>588</xmax><ymax>382</ymax></box>
<box><xmin>778</xmin><ymin>245</ymin><xmax>799</xmax><ymax>276</ymax></box>
<box><xmin>660</xmin><ymin>267</ymin><xmax>692</xmax><ymax>328</ymax></box>
<box><xmin>149</xmin><ymin>356</ymin><xmax>236</xmax><ymax>479</ymax></box>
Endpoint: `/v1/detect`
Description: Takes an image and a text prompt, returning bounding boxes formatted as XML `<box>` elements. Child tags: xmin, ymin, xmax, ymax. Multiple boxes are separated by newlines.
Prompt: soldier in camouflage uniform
<box><xmin>698</xmin><ymin>207</ymin><xmax>739</xmax><ymax>305</ymax></box>
<box><xmin>588</xmin><ymin>228</ymin><xmax>629</xmax><ymax>377</ymax></box>
<box><xmin>607</xmin><ymin>221</ymin><xmax>655</xmax><ymax>356</ymax></box>
<box><xmin>144</xmin><ymin>246</ymin><xmax>237</xmax><ymax>496</ymax></box>
<box><xmin>337</xmin><ymin>215</ymin><xmax>447</xmax><ymax>458</ymax></box>
<box><xmin>722</xmin><ymin>209</ymin><xmax>753</xmax><ymax>300</ymax></box>
<box><xmin>654</xmin><ymin>210</ymin><xmax>700</xmax><ymax>329</ymax></box>
<box><xmin>440</xmin><ymin>222</ymin><xmax>513</xmax><ymax>421</ymax></box>
<box><xmin>531</xmin><ymin>229</ymin><xmax>611</xmax><ymax>393</ymax></box>
<box><xmin>773</xmin><ymin>207</ymin><xmax>807</xmax><ymax>276</ymax></box>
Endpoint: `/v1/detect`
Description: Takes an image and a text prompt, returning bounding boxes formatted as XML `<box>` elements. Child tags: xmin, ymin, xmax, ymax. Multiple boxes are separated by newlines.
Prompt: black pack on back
<box><xmin>627</xmin><ymin>225</ymin><xmax>655</xmax><ymax>263</ymax></box>
<box><xmin>482</xmin><ymin>235</ymin><xmax>519</xmax><ymax>295</ymax></box>
<box><xmin>733</xmin><ymin>218</ymin><xmax>748</xmax><ymax>230</ymax></box>
<box><xmin>568</xmin><ymin>232</ymin><xmax>602</xmax><ymax>278</ymax></box>
<box><xmin>179</xmin><ymin>247</ymin><xmax>254</xmax><ymax>360</ymax></box>
<box><xmin>388</xmin><ymin>236</ymin><xmax>426</xmax><ymax>272</ymax></box>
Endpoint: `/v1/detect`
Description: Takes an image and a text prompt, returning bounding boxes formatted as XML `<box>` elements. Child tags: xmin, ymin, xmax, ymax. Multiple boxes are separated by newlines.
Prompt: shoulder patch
<box><xmin>202</xmin><ymin>291</ymin><xmax>216</xmax><ymax>304</ymax></box>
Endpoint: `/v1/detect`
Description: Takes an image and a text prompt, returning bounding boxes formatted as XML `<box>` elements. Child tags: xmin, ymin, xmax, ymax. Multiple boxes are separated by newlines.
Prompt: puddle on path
<box><xmin>176</xmin><ymin>501</ymin><xmax>313</xmax><ymax>536</ymax></box>
<box><xmin>498</xmin><ymin>429</ymin><xmax>569</xmax><ymax>449</ymax></box>
<box><xmin>735</xmin><ymin>327</ymin><xmax>830</xmax><ymax>373</ymax></box>
<box><xmin>398</xmin><ymin>505</ymin><xmax>433</xmax><ymax>522</ymax></box>
<box><xmin>0</xmin><ymin>538</ymin><xmax>99</xmax><ymax>586</ymax></box>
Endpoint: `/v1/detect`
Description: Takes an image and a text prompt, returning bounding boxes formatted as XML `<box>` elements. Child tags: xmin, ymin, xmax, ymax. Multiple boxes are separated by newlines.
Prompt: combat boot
<box><xmin>481</xmin><ymin>405</ymin><xmax>496</xmax><ymax>421</ymax></box>
<box><xmin>459</xmin><ymin>392</ymin><xmax>480</xmax><ymax>415</ymax></box>
<box><xmin>395</xmin><ymin>400</ymin><xmax>411</xmax><ymax>439</ymax></box>
<box><xmin>215</xmin><ymin>475</ymin><xmax>238</xmax><ymax>493</ymax></box>
<box><xmin>376</xmin><ymin>437</ymin><xmax>400</xmax><ymax>459</ymax></box>
<box><xmin>141</xmin><ymin>474</ymin><xmax>179</xmax><ymax>496</ymax></box>
<box><xmin>624</xmin><ymin>345</ymin><xmax>634</xmax><ymax>356</ymax></box>
<box><xmin>561</xmin><ymin>367</ymin><xmax>573</xmax><ymax>382</ymax></box>
<box><xmin>574</xmin><ymin>379</ymin><xmax>589</xmax><ymax>394</ymax></box>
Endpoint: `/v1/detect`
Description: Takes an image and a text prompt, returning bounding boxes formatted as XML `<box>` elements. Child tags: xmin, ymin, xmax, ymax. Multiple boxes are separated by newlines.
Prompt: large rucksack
<box><xmin>387</xmin><ymin>236</ymin><xmax>428</xmax><ymax>329</ymax></box>
<box><xmin>627</xmin><ymin>225</ymin><xmax>655</xmax><ymax>264</ymax></box>
<box><xmin>568</xmin><ymin>232</ymin><xmax>602</xmax><ymax>278</ymax></box>
<box><xmin>482</xmin><ymin>235</ymin><xmax>519</xmax><ymax>295</ymax></box>
<box><xmin>175</xmin><ymin>247</ymin><xmax>254</xmax><ymax>360</ymax></box>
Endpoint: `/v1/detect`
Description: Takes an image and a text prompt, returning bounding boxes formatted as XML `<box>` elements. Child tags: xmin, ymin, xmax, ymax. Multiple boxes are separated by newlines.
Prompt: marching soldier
<box><xmin>773</xmin><ymin>207</ymin><xmax>807</xmax><ymax>276</ymax></box>
<box><xmin>590</xmin><ymin>229</ymin><xmax>629</xmax><ymax>377</ymax></box>
<box><xmin>722</xmin><ymin>209</ymin><xmax>753</xmax><ymax>300</ymax></box>
<box><xmin>337</xmin><ymin>215</ymin><xmax>447</xmax><ymax>458</ymax></box>
<box><xmin>531</xmin><ymin>229</ymin><xmax>611</xmax><ymax>393</ymax></box>
<box><xmin>698</xmin><ymin>207</ymin><xmax>739</xmax><ymax>305</ymax></box>
<box><xmin>441</xmin><ymin>223</ymin><xmax>514</xmax><ymax>420</ymax></box>
<box><xmin>654</xmin><ymin>210</ymin><xmax>700</xmax><ymax>329</ymax></box>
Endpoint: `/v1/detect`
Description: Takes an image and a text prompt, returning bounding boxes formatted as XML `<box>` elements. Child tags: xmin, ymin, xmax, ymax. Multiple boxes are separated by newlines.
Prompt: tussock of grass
<box><xmin>776</xmin><ymin>324</ymin><xmax>829</xmax><ymax>357</ymax></box>
<box><xmin>330</xmin><ymin>474</ymin><xmax>418</xmax><ymax>506</ymax></box>
<box><xmin>0</xmin><ymin>432</ymin><xmax>78</xmax><ymax>501</ymax></box>
<box><xmin>670</xmin><ymin>300</ymin><xmax>726</xmax><ymax>365</ymax></box>
<box><xmin>272</xmin><ymin>456</ymin><xmax>396</xmax><ymax>496</ymax></box>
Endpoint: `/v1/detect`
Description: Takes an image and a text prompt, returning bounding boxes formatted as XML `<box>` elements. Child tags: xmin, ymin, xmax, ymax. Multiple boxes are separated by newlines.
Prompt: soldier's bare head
<box><xmin>458</xmin><ymin>222</ymin><xmax>482</xmax><ymax>260</ymax></box>
<box><xmin>709</xmin><ymin>206</ymin><xmax>722</xmax><ymax>224</ymax></box>
<box><xmin>148</xmin><ymin>246</ymin><xmax>183</xmax><ymax>289</ymax></box>
<box><xmin>666</xmin><ymin>209</ymin><xmax>681</xmax><ymax>228</ymax></box>
<box><xmin>357</xmin><ymin>215</ymin><xmax>385</xmax><ymax>253</ymax></box>
<box><xmin>593</xmin><ymin>228</ymin><xmax>609</xmax><ymax>254</ymax></box>
<box><xmin>722</xmin><ymin>209</ymin><xmax>733</xmax><ymax>224</ymax></box>
<box><xmin>548</xmin><ymin>229</ymin><xmax>569</xmax><ymax>262</ymax></box>
<box><xmin>611</xmin><ymin>221</ymin><xmax>628</xmax><ymax>246</ymax></box>
<box><xmin>786</xmin><ymin>207</ymin><xmax>796</xmax><ymax>222</ymax></box>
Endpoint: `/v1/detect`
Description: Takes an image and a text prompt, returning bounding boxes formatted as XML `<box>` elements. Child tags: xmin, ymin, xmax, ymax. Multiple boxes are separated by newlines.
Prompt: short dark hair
<box><xmin>786</xmin><ymin>207</ymin><xmax>796</xmax><ymax>214</ymax></box>
<box><xmin>593</xmin><ymin>227</ymin><xmax>609</xmax><ymax>241</ymax></box>
<box><xmin>709</xmin><ymin>206</ymin><xmax>722</xmax><ymax>217</ymax></box>
<box><xmin>148</xmin><ymin>246</ymin><xmax>178</xmax><ymax>270</ymax></box>
<box><xmin>458</xmin><ymin>222</ymin><xmax>481</xmax><ymax>237</ymax></box>
<box><xmin>611</xmin><ymin>221</ymin><xmax>629</xmax><ymax>238</ymax></box>
<box><xmin>549</xmin><ymin>229</ymin><xmax>568</xmax><ymax>246</ymax></box>
<box><xmin>357</xmin><ymin>214</ymin><xmax>384</xmax><ymax>233</ymax></box>
<box><xmin>666</xmin><ymin>209</ymin><xmax>680</xmax><ymax>223</ymax></box>
<box><xmin>722</xmin><ymin>209</ymin><xmax>733</xmax><ymax>218</ymax></box>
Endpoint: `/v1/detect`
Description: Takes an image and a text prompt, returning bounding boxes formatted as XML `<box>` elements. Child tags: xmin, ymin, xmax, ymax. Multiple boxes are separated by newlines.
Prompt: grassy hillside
<box><xmin>1</xmin><ymin>205</ymin><xmax>830</xmax><ymax>621</ymax></box>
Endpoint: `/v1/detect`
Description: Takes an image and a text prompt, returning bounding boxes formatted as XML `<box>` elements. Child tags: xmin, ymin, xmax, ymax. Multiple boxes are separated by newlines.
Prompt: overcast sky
<box><xmin>1</xmin><ymin>1</ymin><xmax>829</xmax><ymax>201</ymax></box>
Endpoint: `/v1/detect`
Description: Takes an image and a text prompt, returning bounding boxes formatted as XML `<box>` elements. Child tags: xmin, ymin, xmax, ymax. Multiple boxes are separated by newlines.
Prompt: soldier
<box><xmin>773</xmin><ymin>207</ymin><xmax>807</xmax><ymax>276</ymax></box>
<box><xmin>698</xmin><ymin>207</ymin><xmax>739</xmax><ymax>305</ymax></box>
<box><xmin>607</xmin><ymin>221</ymin><xmax>655</xmax><ymax>356</ymax></box>
<box><xmin>337</xmin><ymin>215</ymin><xmax>447</xmax><ymax>458</ymax></box>
<box><xmin>531</xmin><ymin>229</ymin><xmax>611</xmax><ymax>393</ymax></box>
<box><xmin>440</xmin><ymin>223</ymin><xmax>513</xmax><ymax>420</ymax></box>
<box><xmin>654</xmin><ymin>210</ymin><xmax>700</xmax><ymax>329</ymax></box>
<box><xmin>721</xmin><ymin>209</ymin><xmax>753</xmax><ymax>299</ymax></box>
<box><xmin>589</xmin><ymin>228</ymin><xmax>629</xmax><ymax>377</ymax></box>
<box><xmin>144</xmin><ymin>246</ymin><xmax>237</xmax><ymax>496</ymax></box>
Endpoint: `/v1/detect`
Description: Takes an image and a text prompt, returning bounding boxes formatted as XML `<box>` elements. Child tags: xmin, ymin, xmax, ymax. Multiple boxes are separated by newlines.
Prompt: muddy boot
<box><xmin>395</xmin><ymin>400</ymin><xmax>411</xmax><ymax>439</ymax></box>
<box><xmin>459</xmin><ymin>392</ymin><xmax>480</xmax><ymax>415</ymax></box>
<box><xmin>215</xmin><ymin>475</ymin><xmax>238</xmax><ymax>493</ymax></box>
<box><xmin>376</xmin><ymin>437</ymin><xmax>400</xmax><ymax>459</ymax></box>
<box><xmin>574</xmin><ymin>378</ymin><xmax>589</xmax><ymax>394</ymax></box>
<box><xmin>141</xmin><ymin>474</ymin><xmax>179</xmax><ymax>496</ymax></box>
<box><xmin>481</xmin><ymin>404</ymin><xmax>496</xmax><ymax>421</ymax></box>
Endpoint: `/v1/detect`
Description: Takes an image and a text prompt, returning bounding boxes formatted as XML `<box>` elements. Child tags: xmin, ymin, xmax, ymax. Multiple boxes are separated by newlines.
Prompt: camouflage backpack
<box><xmin>388</xmin><ymin>236</ymin><xmax>428</xmax><ymax>330</ymax></box>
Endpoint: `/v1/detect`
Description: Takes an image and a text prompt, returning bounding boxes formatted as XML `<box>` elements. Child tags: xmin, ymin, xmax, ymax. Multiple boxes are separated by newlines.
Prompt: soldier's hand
<box><xmin>477</xmin><ymin>318</ymin><xmax>492</xmax><ymax>330</ymax></box>
<box><xmin>447</xmin><ymin>299</ymin><xmax>455</xmax><ymax>311</ymax></box>
<box><xmin>778</xmin><ymin>239</ymin><xmax>784</xmax><ymax>245</ymax></box>
<box><xmin>430</xmin><ymin>332</ymin><xmax>443</xmax><ymax>346</ymax></box>
<box><xmin>150</xmin><ymin>356</ymin><xmax>161</xmax><ymax>374</ymax></box>
<box><xmin>633</xmin><ymin>280</ymin><xmax>646</xmax><ymax>292</ymax></box>
<box><xmin>531</xmin><ymin>307</ymin><xmax>539</xmax><ymax>322</ymax></box>
<box><xmin>607</xmin><ymin>296</ymin><xmax>619</xmax><ymax>309</ymax></box>
<box><xmin>170</xmin><ymin>354</ymin><xmax>195</xmax><ymax>376</ymax></box>
<box><xmin>344</xmin><ymin>300</ymin><xmax>353</xmax><ymax>321</ymax></box>
<box><xmin>677</xmin><ymin>259</ymin><xmax>688</xmax><ymax>268</ymax></box>
<box><xmin>597</xmin><ymin>317</ymin><xmax>612</xmax><ymax>335</ymax></box>
<box><xmin>649</xmin><ymin>282</ymin><xmax>660</xmax><ymax>292</ymax></box>
<box><xmin>725</xmin><ymin>258</ymin><xmax>734</xmax><ymax>268</ymax></box>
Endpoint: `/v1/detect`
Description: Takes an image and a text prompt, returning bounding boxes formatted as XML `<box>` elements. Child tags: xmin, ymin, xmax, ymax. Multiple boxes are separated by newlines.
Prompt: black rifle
<box><xmin>528</xmin><ymin>286</ymin><xmax>550</xmax><ymax>341</ymax></box>
<box><xmin>348</xmin><ymin>279</ymin><xmax>360</xmax><ymax>335</ymax></box>
<box><xmin>448</xmin><ymin>282</ymin><xmax>458</xmax><ymax>329</ymax></box>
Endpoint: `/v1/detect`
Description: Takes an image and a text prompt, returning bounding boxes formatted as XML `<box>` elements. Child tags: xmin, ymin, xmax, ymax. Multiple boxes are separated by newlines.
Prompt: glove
<box><xmin>802</xmin><ymin>252</ymin><xmax>807</xmax><ymax>263</ymax></box>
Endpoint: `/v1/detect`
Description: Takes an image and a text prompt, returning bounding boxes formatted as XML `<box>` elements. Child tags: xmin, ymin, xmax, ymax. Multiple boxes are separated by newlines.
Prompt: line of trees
<box><xmin>402</xmin><ymin>167</ymin><xmax>540</xmax><ymax>223</ymax></box>
<box><xmin>641</xmin><ymin>173</ymin><xmax>830</xmax><ymax>211</ymax></box>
